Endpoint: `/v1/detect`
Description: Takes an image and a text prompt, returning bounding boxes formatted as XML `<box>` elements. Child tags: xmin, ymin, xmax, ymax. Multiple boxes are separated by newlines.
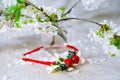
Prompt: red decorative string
<box><xmin>66</xmin><ymin>44</ymin><xmax>79</xmax><ymax>52</ymax></box>
<box><xmin>22</xmin><ymin>44</ymin><xmax>79</xmax><ymax>66</ymax></box>
<box><xmin>22</xmin><ymin>58</ymin><xmax>56</xmax><ymax>66</ymax></box>
<box><xmin>23</xmin><ymin>46</ymin><xmax>43</xmax><ymax>56</ymax></box>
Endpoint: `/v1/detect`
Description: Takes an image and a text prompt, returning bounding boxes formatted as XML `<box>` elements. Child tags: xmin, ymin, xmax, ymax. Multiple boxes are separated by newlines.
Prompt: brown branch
<box><xmin>56</xmin><ymin>17</ymin><xmax>102</xmax><ymax>26</ymax></box>
<box><xmin>64</xmin><ymin>0</ymin><xmax>81</xmax><ymax>15</ymax></box>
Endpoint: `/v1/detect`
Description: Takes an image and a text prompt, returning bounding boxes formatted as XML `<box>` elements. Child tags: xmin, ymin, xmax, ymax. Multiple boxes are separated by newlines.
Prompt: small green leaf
<box><xmin>67</xmin><ymin>54</ymin><xmax>73</xmax><ymax>58</ymax></box>
<box><xmin>49</xmin><ymin>13</ymin><xmax>58</xmax><ymax>22</ymax></box>
<box><xmin>29</xmin><ymin>19</ymin><xmax>34</xmax><ymax>23</ymax></box>
<box><xmin>9</xmin><ymin>13</ymin><xmax>14</xmax><ymax>20</ymax></box>
<box><xmin>59</xmin><ymin>6</ymin><xmax>66</xmax><ymax>13</ymax></box>
<box><xmin>14</xmin><ymin>8</ymin><xmax>21</xmax><ymax>22</ymax></box>
<box><xmin>4</xmin><ymin>6</ymin><xmax>18</xmax><ymax>14</ymax></box>
<box><xmin>59</xmin><ymin>6</ymin><xmax>66</xmax><ymax>18</ymax></box>
<box><xmin>16</xmin><ymin>23</ymin><xmax>22</xmax><ymax>28</ymax></box>
<box><xmin>96</xmin><ymin>24</ymin><xmax>112</xmax><ymax>38</ymax></box>
<box><xmin>61</xmin><ymin>14</ymin><xmax>66</xmax><ymax>18</ymax></box>
<box><xmin>109</xmin><ymin>53</ymin><xmax>116</xmax><ymax>57</ymax></box>
<box><xmin>109</xmin><ymin>34</ymin><xmax>120</xmax><ymax>50</ymax></box>
<box><xmin>17</xmin><ymin>0</ymin><xmax>26</xmax><ymax>4</ymax></box>
<box><xmin>3</xmin><ymin>5</ymin><xmax>21</xmax><ymax>22</ymax></box>
<box><xmin>56</xmin><ymin>59</ymin><xmax>63</xmax><ymax>66</ymax></box>
<box><xmin>22</xmin><ymin>20</ymin><xmax>27</xmax><ymax>24</ymax></box>
<box><xmin>38</xmin><ymin>27</ymin><xmax>42</xmax><ymax>30</ymax></box>
<box><xmin>44</xmin><ymin>17</ymin><xmax>50</xmax><ymax>22</ymax></box>
<box><xmin>56</xmin><ymin>60</ymin><xmax>61</xmax><ymax>65</ymax></box>
<box><xmin>36</xmin><ymin>16</ymin><xmax>43</xmax><ymax>22</ymax></box>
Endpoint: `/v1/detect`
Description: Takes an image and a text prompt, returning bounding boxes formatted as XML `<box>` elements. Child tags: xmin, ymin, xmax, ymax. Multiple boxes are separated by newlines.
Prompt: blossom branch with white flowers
<box><xmin>0</xmin><ymin>0</ymin><xmax>120</xmax><ymax>56</ymax></box>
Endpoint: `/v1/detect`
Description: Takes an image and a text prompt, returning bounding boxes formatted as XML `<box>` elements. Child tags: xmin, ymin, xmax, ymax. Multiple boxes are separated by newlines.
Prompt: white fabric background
<box><xmin>0</xmin><ymin>0</ymin><xmax>120</xmax><ymax>80</ymax></box>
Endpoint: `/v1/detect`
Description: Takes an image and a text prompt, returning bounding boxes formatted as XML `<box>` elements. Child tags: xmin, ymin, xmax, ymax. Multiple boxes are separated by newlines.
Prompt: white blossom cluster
<box><xmin>81</xmin><ymin>0</ymin><xmax>107</xmax><ymax>11</ymax></box>
<box><xmin>0</xmin><ymin>4</ymin><xmax>64</xmax><ymax>36</ymax></box>
<box><xmin>88</xmin><ymin>20</ymin><xmax>120</xmax><ymax>56</ymax></box>
<box><xmin>0</xmin><ymin>0</ymin><xmax>17</xmax><ymax>8</ymax></box>
<box><xmin>0</xmin><ymin>0</ymin><xmax>36</xmax><ymax>9</ymax></box>
<box><xmin>0</xmin><ymin>0</ymin><xmax>110</xmax><ymax>36</ymax></box>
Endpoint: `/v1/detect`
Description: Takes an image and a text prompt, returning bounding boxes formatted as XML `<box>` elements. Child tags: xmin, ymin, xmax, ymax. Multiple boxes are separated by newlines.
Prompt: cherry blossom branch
<box><xmin>0</xmin><ymin>1</ymin><xmax>49</xmax><ymax>18</ymax></box>
<box><xmin>25</xmin><ymin>1</ymin><xmax>49</xmax><ymax>18</ymax></box>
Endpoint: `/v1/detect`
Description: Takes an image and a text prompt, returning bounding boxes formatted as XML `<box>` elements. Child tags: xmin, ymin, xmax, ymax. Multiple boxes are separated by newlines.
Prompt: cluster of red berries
<box><xmin>64</xmin><ymin>51</ymin><xmax>80</xmax><ymax>67</ymax></box>
<box><xmin>53</xmin><ymin>51</ymin><xmax>80</xmax><ymax>71</ymax></box>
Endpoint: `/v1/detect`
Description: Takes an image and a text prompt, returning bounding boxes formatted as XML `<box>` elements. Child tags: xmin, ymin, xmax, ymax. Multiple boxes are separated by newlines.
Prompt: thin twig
<box><xmin>56</xmin><ymin>17</ymin><xmax>102</xmax><ymax>26</ymax></box>
<box><xmin>64</xmin><ymin>0</ymin><xmax>81</xmax><ymax>15</ymax></box>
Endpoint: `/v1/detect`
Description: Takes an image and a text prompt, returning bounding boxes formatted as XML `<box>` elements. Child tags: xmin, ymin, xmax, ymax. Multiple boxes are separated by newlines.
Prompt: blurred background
<box><xmin>0</xmin><ymin>0</ymin><xmax>120</xmax><ymax>80</ymax></box>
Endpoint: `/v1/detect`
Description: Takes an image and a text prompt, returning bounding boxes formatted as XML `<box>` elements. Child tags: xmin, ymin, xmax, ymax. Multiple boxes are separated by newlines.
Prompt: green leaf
<box><xmin>59</xmin><ymin>6</ymin><xmax>66</xmax><ymax>13</ymax></box>
<box><xmin>56</xmin><ymin>59</ymin><xmax>63</xmax><ymax>66</ymax></box>
<box><xmin>49</xmin><ymin>13</ymin><xmax>58</xmax><ymax>22</ymax></box>
<box><xmin>16</xmin><ymin>23</ymin><xmax>22</xmax><ymax>28</ymax></box>
<box><xmin>67</xmin><ymin>51</ymin><xmax>76</xmax><ymax>58</ymax></box>
<box><xmin>109</xmin><ymin>34</ymin><xmax>120</xmax><ymax>50</ymax></box>
<box><xmin>38</xmin><ymin>27</ymin><xmax>42</xmax><ymax>30</ymax></box>
<box><xmin>22</xmin><ymin>20</ymin><xmax>27</xmax><ymax>24</ymax></box>
<box><xmin>67</xmin><ymin>53</ymin><xmax>74</xmax><ymax>58</ymax></box>
<box><xmin>14</xmin><ymin>8</ymin><xmax>21</xmax><ymax>22</ymax></box>
<box><xmin>4</xmin><ymin>6</ymin><xmax>18</xmax><ymax>14</ymax></box>
<box><xmin>44</xmin><ymin>17</ymin><xmax>50</xmax><ymax>22</ymax></box>
<box><xmin>109</xmin><ymin>53</ymin><xmax>116</xmax><ymax>57</ymax></box>
<box><xmin>56</xmin><ymin>60</ymin><xmax>61</xmax><ymax>65</ymax></box>
<box><xmin>36</xmin><ymin>16</ymin><xmax>43</xmax><ymax>22</ymax></box>
<box><xmin>96</xmin><ymin>24</ymin><xmax>112</xmax><ymax>38</ymax></box>
<box><xmin>17</xmin><ymin>0</ymin><xmax>26</xmax><ymax>4</ymax></box>
<box><xmin>29</xmin><ymin>19</ymin><xmax>35</xmax><ymax>23</ymax></box>
<box><xmin>59</xmin><ymin>6</ymin><xmax>66</xmax><ymax>18</ymax></box>
<box><xmin>3</xmin><ymin>5</ymin><xmax>21</xmax><ymax>22</ymax></box>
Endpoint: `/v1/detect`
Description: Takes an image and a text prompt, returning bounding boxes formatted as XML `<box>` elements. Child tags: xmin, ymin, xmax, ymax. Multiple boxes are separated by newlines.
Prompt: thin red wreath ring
<box><xmin>22</xmin><ymin>44</ymin><xmax>81</xmax><ymax>72</ymax></box>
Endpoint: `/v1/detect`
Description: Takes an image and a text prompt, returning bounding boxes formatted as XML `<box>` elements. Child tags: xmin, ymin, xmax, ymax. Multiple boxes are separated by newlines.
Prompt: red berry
<box><xmin>64</xmin><ymin>58</ymin><xmax>73</xmax><ymax>67</ymax></box>
<box><xmin>72</xmin><ymin>55</ymin><xmax>80</xmax><ymax>64</ymax></box>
